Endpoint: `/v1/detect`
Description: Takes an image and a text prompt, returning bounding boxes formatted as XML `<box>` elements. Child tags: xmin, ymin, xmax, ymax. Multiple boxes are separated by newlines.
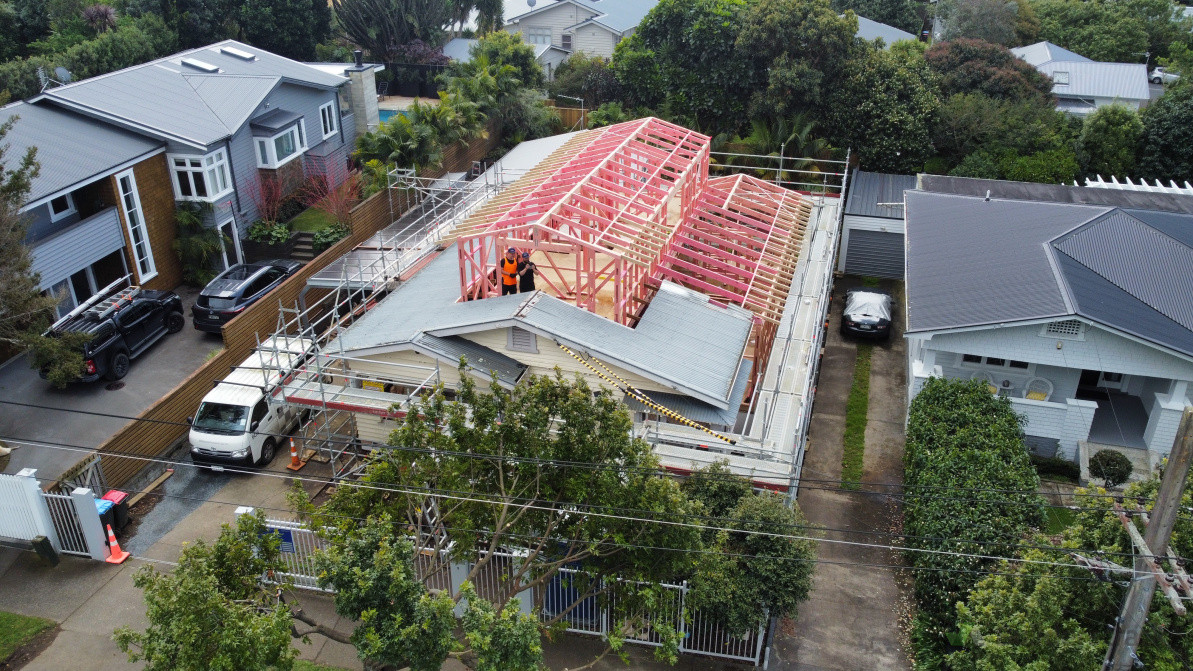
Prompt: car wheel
<box><xmin>164</xmin><ymin>311</ymin><xmax>185</xmax><ymax>334</ymax></box>
<box><xmin>105</xmin><ymin>351</ymin><xmax>130</xmax><ymax>381</ymax></box>
<box><xmin>1153</xmin><ymin>77</ymin><xmax>1162</xmax><ymax>84</ymax></box>
<box><xmin>258</xmin><ymin>438</ymin><xmax>277</xmax><ymax>466</ymax></box>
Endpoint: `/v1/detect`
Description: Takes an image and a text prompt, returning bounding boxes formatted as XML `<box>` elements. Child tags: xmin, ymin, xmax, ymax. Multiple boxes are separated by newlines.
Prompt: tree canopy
<box><xmin>924</xmin><ymin>39</ymin><xmax>1054</xmax><ymax>102</ymax></box>
<box><xmin>1139</xmin><ymin>85</ymin><xmax>1193</xmax><ymax>183</ymax></box>
<box><xmin>332</xmin><ymin>0</ymin><xmax>452</xmax><ymax>61</ymax></box>
<box><xmin>234</xmin><ymin>0</ymin><xmax>331</xmax><ymax>61</ymax></box>
<box><xmin>830</xmin><ymin>0</ymin><xmax>921</xmax><ymax>34</ymax></box>
<box><xmin>1078</xmin><ymin>104</ymin><xmax>1144</xmax><ymax>180</ymax></box>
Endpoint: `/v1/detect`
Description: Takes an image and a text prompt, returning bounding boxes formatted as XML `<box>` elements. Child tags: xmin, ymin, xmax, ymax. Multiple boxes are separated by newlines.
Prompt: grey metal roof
<box><xmin>506</xmin><ymin>0</ymin><xmax>600</xmax><ymax>23</ymax></box>
<box><xmin>1011</xmin><ymin>41</ymin><xmax>1092</xmax><ymax>67</ymax></box>
<box><xmin>0</xmin><ymin>101</ymin><xmax>164</xmax><ymax>205</ymax></box>
<box><xmin>905</xmin><ymin>190</ymin><xmax>1193</xmax><ymax>358</ymax></box>
<box><xmin>853</xmin><ymin>16</ymin><xmax>916</xmax><ymax>46</ymax></box>
<box><xmin>917</xmin><ymin>175</ymin><xmax>1193</xmax><ymax>214</ymax></box>
<box><xmin>333</xmin><ymin>245</ymin><xmax>754</xmax><ymax>408</ymax></box>
<box><xmin>410</xmin><ymin>334</ymin><xmax>527</xmax><ymax>385</ymax></box>
<box><xmin>564</xmin><ymin>0</ymin><xmax>659</xmax><ymax>33</ymax></box>
<box><xmin>624</xmin><ymin>360</ymin><xmax>751</xmax><ymax>426</ymax></box>
<box><xmin>250</xmin><ymin>108</ymin><xmax>303</xmax><ymax>134</ymax></box>
<box><xmin>903</xmin><ymin>191</ymin><xmax>1106</xmax><ymax>332</ymax></box>
<box><xmin>844</xmin><ymin>170</ymin><xmax>917</xmax><ymax>219</ymax></box>
<box><xmin>443</xmin><ymin>38</ymin><xmax>478</xmax><ymax>62</ymax></box>
<box><xmin>39</xmin><ymin>40</ymin><xmax>345</xmax><ymax>147</ymax></box>
<box><xmin>1037</xmin><ymin>60</ymin><xmax>1149</xmax><ymax>102</ymax></box>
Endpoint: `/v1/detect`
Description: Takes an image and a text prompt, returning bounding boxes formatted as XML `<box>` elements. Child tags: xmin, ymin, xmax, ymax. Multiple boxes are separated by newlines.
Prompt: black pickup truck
<box><xmin>43</xmin><ymin>286</ymin><xmax>185</xmax><ymax>382</ymax></box>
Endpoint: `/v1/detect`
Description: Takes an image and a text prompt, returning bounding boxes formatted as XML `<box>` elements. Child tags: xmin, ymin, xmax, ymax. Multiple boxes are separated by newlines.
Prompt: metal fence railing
<box><xmin>42</xmin><ymin>492</ymin><xmax>90</xmax><ymax>557</ymax></box>
<box><xmin>252</xmin><ymin>513</ymin><xmax>766</xmax><ymax>664</ymax></box>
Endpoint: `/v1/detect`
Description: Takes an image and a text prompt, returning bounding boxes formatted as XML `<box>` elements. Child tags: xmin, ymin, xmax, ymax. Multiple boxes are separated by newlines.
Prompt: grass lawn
<box><xmin>0</xmin><ymin>611</ymin><xmax>55</xmax><ymax>660</ymax></box>
<box><xmin>293</xmin><ymin>660</ymin><xmax>353</xmax><ymax>671</ymax></box>
<box><xmin>1044</xmin><ymin>506</ymin><xmax>1077</xmax><ymax>534</ymax></box>
<box><xmin>841</xmin><ymin>343</ymin><xmax>873</xmax><ymax>489</ymax></box>
<box><xmin>289</xmin><ymin>207</ymin><xmax>336</xmax><ymax>233</ymax></box>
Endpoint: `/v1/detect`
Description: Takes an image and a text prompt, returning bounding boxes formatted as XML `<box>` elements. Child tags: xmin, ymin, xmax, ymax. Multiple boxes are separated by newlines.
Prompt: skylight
<box><xmin>181</xmin><ymin>58</ymin><xmax>220</xmax><ymax>73</ymax></box>
<box><xmin>220</xmin><ymin>46</ymin><xmax>256</xmax><ymax>61</ymax></box>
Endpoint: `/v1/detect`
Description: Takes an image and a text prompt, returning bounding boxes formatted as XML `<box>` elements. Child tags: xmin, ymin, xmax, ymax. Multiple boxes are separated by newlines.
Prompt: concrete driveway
<box><xmin>0</xmin><ymin>285</ymin><xmax>222</xmax><ymax>481</ymax></box>
<box><xmin>769</xmin><ymin>276</ymin><xmax>912</xmax><ymax>671</ymax></box>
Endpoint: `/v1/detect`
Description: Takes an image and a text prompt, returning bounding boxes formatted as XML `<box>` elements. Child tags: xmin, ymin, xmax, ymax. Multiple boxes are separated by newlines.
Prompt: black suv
<box><xmin>43</xmin><ymin>288</ymin><xmax>184</xmax><ymax>382</ymax></box>
<box><xmin>192</xmin><ymin>259</ymin><xmax>302</xmax><ymax>333</ymax></box>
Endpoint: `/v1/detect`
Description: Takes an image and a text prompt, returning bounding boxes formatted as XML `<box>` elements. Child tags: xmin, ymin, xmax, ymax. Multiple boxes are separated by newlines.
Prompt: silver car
<box><xmin>1151</xmin><ymin>67</ymin><xmax>1180</xmax><ymax>85</ymax></box>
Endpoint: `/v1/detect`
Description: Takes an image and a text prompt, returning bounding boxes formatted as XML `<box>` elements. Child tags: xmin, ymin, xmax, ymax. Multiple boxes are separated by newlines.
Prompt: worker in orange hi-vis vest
<box><xmin>500</xmin><ymin>247</ymin><xmax>520</xmax><ymax>295</ymax></box>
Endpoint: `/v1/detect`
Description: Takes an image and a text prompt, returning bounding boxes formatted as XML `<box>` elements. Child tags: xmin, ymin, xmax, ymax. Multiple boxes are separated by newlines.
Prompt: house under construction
<box><xmin>263</xmin><ymin>117</ymin><xmax>846</xmax><ymax>491</ymax></box>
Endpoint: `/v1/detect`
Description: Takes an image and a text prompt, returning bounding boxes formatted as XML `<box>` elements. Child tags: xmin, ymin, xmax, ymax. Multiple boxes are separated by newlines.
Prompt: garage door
<box><xmin>844</xmin><ymin>229</ymin><xmax>904</xmax><ymax>279</ymax></box>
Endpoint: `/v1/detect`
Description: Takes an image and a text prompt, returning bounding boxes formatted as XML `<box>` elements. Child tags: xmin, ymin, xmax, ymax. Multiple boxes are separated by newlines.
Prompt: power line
<box><xmin>8</xmin><ymin>436</ymin><xmax>1163</xmax><ymax>571</ymax></box>
<box><xmin>0</xmin><ymin>397</ymin><xmax>1171</xmax><ymax>510</ymax></box>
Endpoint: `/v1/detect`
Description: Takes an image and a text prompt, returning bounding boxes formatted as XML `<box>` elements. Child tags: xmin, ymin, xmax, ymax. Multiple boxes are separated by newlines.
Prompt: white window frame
<box><xmin>319</xmin><ymin>101</ymin><xmax>338</xmax><ymax>139</ymax></box>
<box><xmin>216</xmin><ymin>217</ymin><xmax>243</xmax><ymax>270</ymax></box>
<box><xmin>116</xmin><ymin>168</ymin><xmax>157</xmax><ymax>283</ymax></box>
<box><xmin>48</xmin><ymin>193</ymin><xmax>77</xmax><ymax>222</ymax></box>
<box><xmin>525</xmin><ymin>26</ymin><xmax>551</xmax><ymax>45</ymax></box>
<box><xmin>168</xmin><ymin>149</ymin><xmax>233</xmax><ymax>202</ymax></box>
<box><xmin>958</xmin><ymin>353</ymin><xmax>1033</xmax><ymax>373</ymax></box>
<box><xmin>254</xmin><ymin>123</ymin><xmax>307</xmax><ymax>169</ymax></box>
<box><xmin>561</xmin><ymin>33</ymin><xmax>573</xmax><ymax>50</ymax></box>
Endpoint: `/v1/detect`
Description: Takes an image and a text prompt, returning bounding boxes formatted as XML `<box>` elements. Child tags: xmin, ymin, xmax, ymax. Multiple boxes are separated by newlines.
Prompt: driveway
<box><xmin>769</xmin><ymin>277</ymin><xmax>912</xmax><ymax>670</ymax></box>
<box><xmin>0</xmin><ymin>285</ymin><xmax>221</xmax><ymax>481</ymax></box>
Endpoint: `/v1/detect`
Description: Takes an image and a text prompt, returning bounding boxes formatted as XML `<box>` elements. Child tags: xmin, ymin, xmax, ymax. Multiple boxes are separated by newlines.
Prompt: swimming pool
<box><xmin>378</xmin><ymin>109</ymin><xmax>408</xmax><ymax>124</ymax></box>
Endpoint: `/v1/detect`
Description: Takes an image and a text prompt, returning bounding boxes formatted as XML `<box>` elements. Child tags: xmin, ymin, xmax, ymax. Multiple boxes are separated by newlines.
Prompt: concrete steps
<box><xmin>291</xmin><ymin>232</ymin><xmax>315</xmax><ymax>262</ymax></box>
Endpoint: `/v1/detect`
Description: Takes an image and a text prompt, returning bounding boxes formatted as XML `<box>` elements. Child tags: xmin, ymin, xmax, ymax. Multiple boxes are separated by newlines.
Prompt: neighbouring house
<box><xmin>0</xmin><ymin>101</ymin><xmax>179</xmax><ymax>316</ymax></box>
<box><xmin>904</xmin><ymin>179</ymin><xmax>1193</xmax><ymax>474</ymax></box>
<box><xmin>853</xmin><ymin>15</ymin><xmax>916</xmax><ymax>48</ymax></box>
<box><xmin>442</xmin><ymin>37</ymin><xmax>571</xmax><ymax>80</ymax></box>
<box><xmin>30</xmin><ymin>40</ymin><xmax>378</xmax><ymax>267</ymax></box>
<box><xmin>838</xmin><ymin>170</ymin><xmax>915</xmax><ymax>278</ymax></box>
<box><xmin>1011</xmin><ymin>41</ymin><xmax>1149</xmax><ymax>116</ymax></box>
<box><xmin>502</xmin><ymin>0</ymin><xmax>658</xmax><ymax>60</ymax></box>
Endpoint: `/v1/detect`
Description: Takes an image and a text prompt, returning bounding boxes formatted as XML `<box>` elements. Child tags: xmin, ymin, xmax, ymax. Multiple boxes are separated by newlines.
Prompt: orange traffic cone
<box><xmin>105</xmin><ymin>524</ymin><xmax>130</xmax><ymax>564</ymax></box>
<box><xmin>286</xmin><ymin>437</ymin><xmax>306</xmax><ymax>471</ymax></box>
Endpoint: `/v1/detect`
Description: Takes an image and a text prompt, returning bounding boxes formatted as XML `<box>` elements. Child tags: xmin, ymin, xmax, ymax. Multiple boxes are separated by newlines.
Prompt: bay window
<box><xmin>255</xmin><ymin>123</ymin><xmax>307</xmax><ymax>168</ymax></box>
<box><xmin>169</xmin><ymin>149</ymin><xmax>232</xmax><ymax>202</ymax></box>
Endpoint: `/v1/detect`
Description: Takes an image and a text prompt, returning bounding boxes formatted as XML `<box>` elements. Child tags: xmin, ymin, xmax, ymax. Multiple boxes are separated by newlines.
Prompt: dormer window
<box><xmin>1052</xmin><ymin>71</ymin><xmax>1069</xmax><ymax>85</ymax></box>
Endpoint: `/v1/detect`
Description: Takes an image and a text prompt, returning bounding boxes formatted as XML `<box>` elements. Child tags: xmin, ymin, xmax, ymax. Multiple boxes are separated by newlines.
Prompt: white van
<box><xmin>189</xmin><ymin>338</ymin><xmax>311</xmax><ymax>471</ymax></box>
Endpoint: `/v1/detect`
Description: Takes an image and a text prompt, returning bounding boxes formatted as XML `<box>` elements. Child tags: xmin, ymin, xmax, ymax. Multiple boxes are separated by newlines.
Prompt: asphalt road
<box><xmin>0</xmin><ymin>285</ymin><xmax>220</xmax><ymax>481</ymax></box>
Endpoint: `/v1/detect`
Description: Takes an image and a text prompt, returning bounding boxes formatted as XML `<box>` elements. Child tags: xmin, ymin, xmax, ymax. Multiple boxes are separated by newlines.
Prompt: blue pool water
<box><xmin>379</xmin><ymin>109</ymin><xmax>408</xmax><ymax>123</ymax></box>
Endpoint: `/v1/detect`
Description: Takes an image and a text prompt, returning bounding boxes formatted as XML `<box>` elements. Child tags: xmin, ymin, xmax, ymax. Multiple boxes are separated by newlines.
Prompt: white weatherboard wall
<box><xmin>505</xmin><ymin>3</ymin><xmax>599</xmax><ymax>49</ymax></box>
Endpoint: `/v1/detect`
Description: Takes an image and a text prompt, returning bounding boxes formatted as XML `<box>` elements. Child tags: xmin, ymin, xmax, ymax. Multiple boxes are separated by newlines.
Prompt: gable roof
<box><xmin>37</xmin><ymin>40</ymin><xmax>345</xmax><ymax>148</ymax></box>
<box><xmin>443</xmin><ymin>38</ymin><xmax>478</xmax><ymax>62</ymax></box>
<box><xmin>854</xmin><ymin>16</ymin><xmax>916</xmax><ymax>46</ymax></box>
<box><xmin>904</xmin><ymin>190</ymin><xmax>1193</xmax><ymax>358</ymax></box>
<box><xmin>565</xmin><ymin>0</ymin><xmax>659</xmax><ymax>34</ymax></box>
<box><xmin>1036</xmin><ymin>60</ymin><xmax>1149</xmax><ymax>101</ymax></box>
<box><xmin>333</xmin><ymin>245</ymin><xmax>754</xmax><ymax>408</ymax></box>
<box><xmin>1011</xmin><ymin>41</ymin><xmax>1092</xmax><ymax>67</ymax></box>
<box><xmin>506</xmin><ymin>0</ymin><xmax>600</xmax><ymax>24</ymax></box>
<box><xmin>0</xmin><ymin>101</ymin><xmax>164</xmax><ymax>206</ymax></box>
<box><xmin>845</xmin><ymin>170</ymin><xmax>917</xmax><ymax>219</ymax></box>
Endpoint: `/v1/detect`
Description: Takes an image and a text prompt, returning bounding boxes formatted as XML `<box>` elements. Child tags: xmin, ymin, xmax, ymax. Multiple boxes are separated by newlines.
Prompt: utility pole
<box><xmin>1104</xmin><ymin>408</ymin><xmax>1193</xmax><ymax>671</ymax></box>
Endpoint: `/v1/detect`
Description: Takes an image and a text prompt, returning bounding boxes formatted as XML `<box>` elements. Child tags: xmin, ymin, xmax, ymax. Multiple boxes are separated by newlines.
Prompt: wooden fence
<box><xmin>56</xmin><ymin>127</ymin><xmax>503</xmax><ymax>491</ymax></box>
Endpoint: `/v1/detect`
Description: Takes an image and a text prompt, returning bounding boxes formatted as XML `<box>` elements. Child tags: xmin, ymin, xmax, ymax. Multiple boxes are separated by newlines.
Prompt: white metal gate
<box><xmin>0</xmin><ymin>469</ymin><xmax>107</xmax><ymax>561</ymax></box>
<box><xmin>41</xmin><ymin>492</ymin><xmax>91</xmax><ymax>557</ymax></box>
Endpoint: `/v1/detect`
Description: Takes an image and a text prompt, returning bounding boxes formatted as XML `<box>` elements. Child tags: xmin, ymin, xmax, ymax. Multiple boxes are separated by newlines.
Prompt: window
<box><xmin>319</xmin><ymin>101</ymin><xmax>338</xmax><ymax>139</ymax></box>
<box><xmin>985</xmin><ymin>357</ymin><xmax>1006</xmax><ymax>367</ymax></box>
<box><xmin>960</xmin><ymin>354</ymin><xmax>1031</xmax><ymax>370</ymax></box>
<box><xmin>116</xmin><ymin>168</ymin><xmax>156</xmax><ymax>282</ymax></box>
<box><xmin>508</xmin><ymin>327</ymin><xmax>538</xmax><ymax>353</ymax></box>
<box><xmin>1009</xmin><ymin>360</ymin><xmax>1030</xmax><ymax>370</ymax></box>
<box><xmin>561</xmin><ymin>33</ymin><xmax>573</xmax><ymax>50</ymax></box>
<box><xmin>525</xmin><ymin>27</ymin><xmax>551</xmax><ymax>45</ymax></box>
<box><xmin>1053</xmin><ymin>71</ymin><xmax>1070</xmax><ymax>85</ymax></box>
<box><xmin>961</xmin><ymin>354</ymin><xmax>982</xmax><ymax>364</ymax></box>
<box><xmin>1042</xmin><ymin>319</ymin><xmax>1085</xmax><ymax>340</ymax></box>
<box><xmin>169</xmin><ymin>149</ymin><xmax>232</xmax><ymax>202</ymax></box>
<box><xmin>255</xmin><ymin>124</ymin><xmax>307</xmax><ymax>168</ymax></box>
<box><xmin>49</xmin><ymin>193</ymin><xmax>77</xmax><ymax>222</ymax></box>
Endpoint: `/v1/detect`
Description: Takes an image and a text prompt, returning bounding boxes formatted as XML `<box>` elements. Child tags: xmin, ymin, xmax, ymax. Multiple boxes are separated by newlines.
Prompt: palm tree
<box><xmin>718</xmin><ymin>114</ymin><xmax>835</xmax><ymax>185</ymax></box>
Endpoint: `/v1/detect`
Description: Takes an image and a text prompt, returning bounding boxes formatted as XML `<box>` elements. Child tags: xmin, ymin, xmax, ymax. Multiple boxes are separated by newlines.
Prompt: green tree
<box><xmin>332</xmin><ymin>0</ymin><xmax>452</xmax><ymax>61</ymax></box>
<box><xmin>937</xmin><ymin>0</ymin><xmax>1020</xmax><ymax>46</ymax></box>
<box><xmin>467</xmin><ymin>30</ymin><xmax>544</xmax><ymax>90</ymax></box>
<box><xmin>1029</xmin><ymin>0</ymin><xmax>1178</xmax><ymax>62</ymax></box>
<box><xmin>821</xmin><ymin>44</ymin><xmax>939</xmax><ymax>172</ymax></box>
<box><xmin>123</xmin><ymin>0</ymin><xmax>238</xmax><ymax>49</ymax></box>
<box><xmin>1139</xmin><ymin>85</ymin><xmax>1193</xmax><ymax>182</ymax></box>
<box><xmin>924</xmin><ymin>38</ymin><xmax>1054</xmax><ymax>102</ymax></box>
<box><xmin>1088</xmin><ymin>449</ymin><xmax>1133</xmax><ymax>488</ymax></box>
<box><xmin>355</xmin><ymin>112</ymin><xmax>444</xmax><ymax>170</ymax></box>
<box><xmin>235</xmin><ymin>0</ymin><xmax>331</xmax><ymax>61</ymax></box>
<box><xmin>548</xmin><ymin>53</ymin><xmax>622</xmax><ymax>109</ymax></box>
<box><xmin>114</xmin><ymin>512</ymin><xmax>298</xmax><ymax>671</ymax></box>
<box><xmin>1078</xmin><ymin>104</ymin><xmax>1143</xmax><ymax>179</ymax></box>
<box><xmin>831</xmin><ymin>0</ymin><xmax>920</xmax><ymax>34</ymax></box>
<box><xmin>948</xmin><ymin>472</ymin><xmax>1193</xmax><ymax>670</ymax></box>
<box><xmin>171</xmin><ymin>203</ymin><xmax>227</xmax><ymax>286</ymax></box>
<box><xmin>903</xmin><ymin>378</ymin><xmax>1044</xmax><ymax>666</ymax></box>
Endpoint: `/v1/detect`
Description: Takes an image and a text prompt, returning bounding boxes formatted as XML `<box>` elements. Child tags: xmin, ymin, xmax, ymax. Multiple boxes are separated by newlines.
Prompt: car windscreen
<box><xmin>192</xmin><ymin>402</ymin><xmax>249</xmax><ymax>434</ymax></box>
<box><xmin>205</xmin><ymin>297</ymin><xmax>238</xmax><ymax>310</ymax></box>
<box><xmin>845</xmin><ymin>292</ymin><xmax>891</xmax><ymax>320</ymax></box>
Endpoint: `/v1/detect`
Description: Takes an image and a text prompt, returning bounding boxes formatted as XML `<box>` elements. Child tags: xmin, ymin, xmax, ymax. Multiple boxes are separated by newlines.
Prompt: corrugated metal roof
<box><xmin>250</xmin><ymin>108</ymin><xmax>302</xmax><ymax>134</ymax></box>
<box><xmin>625</xmin><ymin>359</ymin><xmax>751</xmax><ymax>426</ymax></box>
<box><xmin>844</xmin><ymin>170</ymin><xmax>917</xmax><ymax>219</ymax></box>
<box><xmin>1011</xmin><ymin>41</ymin><xmax>1092</xmax><ymax>67</ymax></box>
<box><xmin>1054</xmin><ymin>211</ymin><xmax>1193</xmax><ymax>330</ymax></box>
<box><xmin>1038</xmin><ymin>60</ymin><xmax>1149</xmax><ymax>102</ymax></box>
<box><xmin>410</xmin><ymin>334</ymin><xmax>527</xmax><ymax>385</ymax></box>
<box><xmin>443</xmin><ymin>38</ymin><xmax>477</xmax><ymax>62</ymax></box>
<box><xmin>904</xmin><ymin>191</ymin><xmax>1106</xmax><ymax>332</ymax></box>
<box><xmin>854</xmin><ymin>16</ymin><xmax>916</xmax><ymax>46</ymax></box>
<box><xmin>0</xmin><ymin>101</ymin><xmax>163</xmax><ymax>204</ymax></box>
<box><xmin>566</xmin><ymin>0</ymin><xmax>659</xmax><ymax>33</ymax></box>
<box><xmin>40</xmin><ymin>40</ymin><xmax>345</xmax><ymax>147</ymax></box>
<box><xmin>332</xmin><ymin>244</ymin><xmax>754</xmax><ymax>408</ymax></box>
<box><xmin>917</xmin><ymin>175</ymin><xmax>1193</xmax><ymax>214</ymax></box>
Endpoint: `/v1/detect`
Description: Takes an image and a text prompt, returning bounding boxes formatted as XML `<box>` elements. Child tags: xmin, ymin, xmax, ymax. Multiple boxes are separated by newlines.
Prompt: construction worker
<box><xmin>518</xmin><ymin>252</ymin><xmax>537</xmax><ymax>292</ymax></box>
<box><xmin>500</xmin><ymin>247</ymin><xmax>519</xmax><ymax>295</ymax></box>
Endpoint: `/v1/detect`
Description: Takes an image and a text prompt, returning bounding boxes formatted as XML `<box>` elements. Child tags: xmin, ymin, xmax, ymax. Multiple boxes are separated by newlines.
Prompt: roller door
<box><xmin>844</xmin><ymin>228</ymin><xmax>904</xmax><ymax>279</ymax></box>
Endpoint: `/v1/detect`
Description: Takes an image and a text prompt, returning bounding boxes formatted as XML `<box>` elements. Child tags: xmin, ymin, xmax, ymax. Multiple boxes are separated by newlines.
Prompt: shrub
<box><xmin>171</xmin><ymin>203</ymin><xmax>225</xmax><ymax>286</ymax></box>
<box><xmin>246</xmin><ymin>220</ymin><xmax>291</xmax><ymax>245</ymax></box>
<box><xmin>24</xmin><ymin>330</ymin><xmax>94</xmax><ymax>388</ymax></box>
<box><xmin>312</xmin><ymin>222</ymin><xmax>351</xmax><ymax>252</ymax></box>
<box><xmin>1089</xmin><ymin>449</ymin><xmax>1133</xmax><ymax>489</ymax></box>
<box><xmin>1030</xmin><ymin>453</ymin><xmax>1080</xmax><ymax>483</ymax></box>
